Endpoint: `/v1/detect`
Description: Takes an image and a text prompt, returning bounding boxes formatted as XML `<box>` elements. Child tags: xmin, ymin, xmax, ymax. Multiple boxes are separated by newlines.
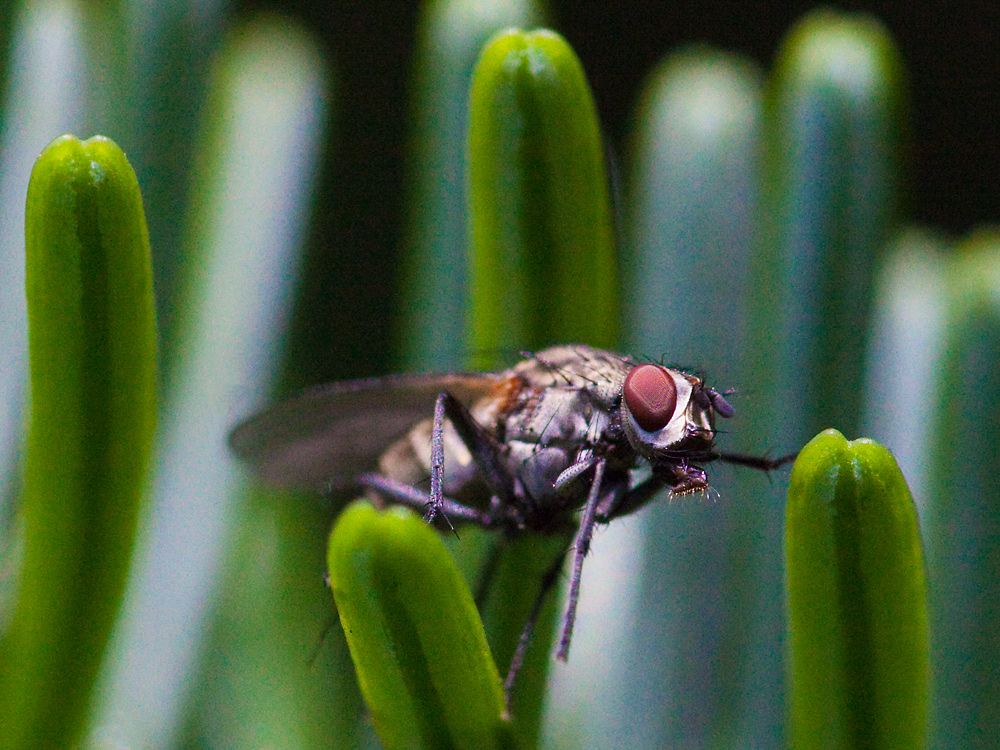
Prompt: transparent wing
<box><xmin>228</xmin><ymin>372</ymin><xmax>498</xmax><ymax>491</ymax></box>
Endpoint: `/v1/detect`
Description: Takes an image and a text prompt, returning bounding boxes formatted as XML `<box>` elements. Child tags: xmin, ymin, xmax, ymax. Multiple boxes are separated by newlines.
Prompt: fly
<box><xmin>228</xmin><ymin>344</ymin><xmax>796</xmax><ymax>709</ymax></box>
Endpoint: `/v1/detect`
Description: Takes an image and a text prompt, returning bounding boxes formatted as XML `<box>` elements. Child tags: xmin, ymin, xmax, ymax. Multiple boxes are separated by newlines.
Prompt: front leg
<box><xmin>425</xmin><ymin>393</ymin><xmax>448</xmax><ymax>525</ymax></box>
<box><xmin>595</xmin><ymin>462</ymin><xmax>707</xmax><ymax>523</ymax></box>
<box><xmin>556</xmin><ymin>457</ymin><xmax>606</xmax><ymax>660</ymax></box>
<box><xmin>711</xmin><ymin>450</ymin><xmax>798</xmax><ymax>472</ymax></box>
<box><xmin>667</xmin><ymin>462</ymin><xmax>709</xmax><ymax>496</ymax></box>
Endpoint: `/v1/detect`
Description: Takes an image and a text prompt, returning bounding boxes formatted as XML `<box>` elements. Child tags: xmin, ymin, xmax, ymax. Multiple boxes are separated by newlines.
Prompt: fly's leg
<box><xmin>502</xmin><ymin>457</ymin><xmax>607</xmax><ymax>714</ymax></box>
<box><xmin>556</xmin><ymin>457</ymin><xmax>606</xmax><ymax>660</ymax></box>
<box><xmin>421</xmin><ymin>390</ymin><xmax>501</xmax><ymax>531</ymax></box>
<box><xmin>591</xmin><ymin>450</ymin><xmax>797</xmax><ymax>524</ymax></box>
<box><xmin>595</xmin><ymin>472</ymin><xmax>669</xmax><ymax>521</ymax></box>
<box><xmin>712</xmin><ymin>450</ymin><xmax>798</xmax><ymax>471</ymax></box>
<box><xmin>360</xmin><ymin>390</ymin><xmax>520</xmax><ymax>532</ymax></box>
<box><xmin>355</xmin><ymin>473</ymin><xmax>495</xmax><ymax>528</ymax></box>
<box><xmin>593</xmin><ymin>462</ymin><xmax>707</xmax><ymax>523</ymax></box>
<box><xmin>666</xmin><ymin>463</ymin><xmax>709</xmax><ymax>496</ymax></box>
<box><xmin>438</xmin><ymin>391</ymin><xmax>532</xmax><ymax>533</ymax></box>
<box><xmin>502</xmin><ymin>547</ymin><xmax>567</xmax><ymax>717</ymax></box>
<box><xmin>425</xmin><ymin>394</ymin><xmax>448</xmax><ymax>526</ymax></box>
<box><xmin>438</xmin><ymin>392</ymin><xmax>517</xmax><ymax>505</ymax></box>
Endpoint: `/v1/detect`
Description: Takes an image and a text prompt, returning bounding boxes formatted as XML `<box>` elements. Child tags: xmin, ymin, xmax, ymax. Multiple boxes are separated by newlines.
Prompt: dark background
<box><xmin>241</xmin><ymin>0</ymin><xmax>1000</xmax><ymax>379</ymax></box>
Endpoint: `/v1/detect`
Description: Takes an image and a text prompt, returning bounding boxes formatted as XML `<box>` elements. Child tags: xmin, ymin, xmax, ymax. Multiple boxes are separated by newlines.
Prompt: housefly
<box><xmin>228</xmin><ymin>344</ymin><xmax>796</xmax><ymax>708</ymax></box>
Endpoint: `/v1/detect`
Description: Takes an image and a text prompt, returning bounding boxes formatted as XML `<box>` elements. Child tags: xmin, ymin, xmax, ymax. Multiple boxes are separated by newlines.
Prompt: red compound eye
<box><xmin>623</xmin><ymin>364</ymin><xmax>677</xmax><ymax>432</ymax></box>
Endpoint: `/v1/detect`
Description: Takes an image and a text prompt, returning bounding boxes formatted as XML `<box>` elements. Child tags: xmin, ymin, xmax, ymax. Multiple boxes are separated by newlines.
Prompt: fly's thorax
<box><xmin>620</xmin><ymin>367</ymin><xmax>716</xmax><ymax>461</ymax></box>
<box><xmin>497</xmin><ymin>380</ymin><xmax>617</xmax><ymax>502</ymax></box>
<box><xmin>503</xmin><ymin>385</ymin><xmax>608</xmax><ymax>444</ymax></box>
<box><xmin>511</xmin><ymin>345</ymin><xmax>630</xmax><ymax>401</ymax></box>
<box><xmin>470</xmin><ymin>373</ymin><xmax>523</xmax><ymax>427</ymax></box>
<box><xmin>499</xmin><ymin>346</ymin><xmax>628</xmax><ymax>447</ymax></box>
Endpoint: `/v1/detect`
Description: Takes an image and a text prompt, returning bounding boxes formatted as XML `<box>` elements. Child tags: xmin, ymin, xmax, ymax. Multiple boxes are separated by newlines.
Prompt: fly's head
<box><xmin>618</xmin><ymin>363</ymin><xmax>734</xmax><ymax>464</ymax></box>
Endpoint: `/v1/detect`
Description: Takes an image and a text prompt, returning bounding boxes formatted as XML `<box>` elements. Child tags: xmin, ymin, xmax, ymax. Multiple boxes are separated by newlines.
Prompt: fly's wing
<box><xmin>228</xmin><ymin>372</ymin><xmax>498</xmax><ymax>492</ymax></box>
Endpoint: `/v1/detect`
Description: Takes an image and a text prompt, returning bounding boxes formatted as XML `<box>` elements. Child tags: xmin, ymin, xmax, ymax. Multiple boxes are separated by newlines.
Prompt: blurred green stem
<box><xmin>468</xmin><ymin>28</ymin><xmax>617</xmax><ymax>356</ymax></box>
<box><xmin>752</xmin><ymin>9</ymin><xmax>906</xmax><ymax>450</ymax></box>
<box><xmin>327</xmin><ymin>502</ymin><xmax>510</xmax><ymax>750</ymax></box>
<box><xmin>787</xmin><ymin>430</ymin><xmax>927</xmax><ymax>749</ymax></box>
<box><xmin>0</xmin><ymin>134</ymin><xmax>155</xmax><ymax>750</ymax></box>
<box><xmin>923</xmin><ymin>233</ymin><xmax>1000</xmax><ymax>746</ymax></box>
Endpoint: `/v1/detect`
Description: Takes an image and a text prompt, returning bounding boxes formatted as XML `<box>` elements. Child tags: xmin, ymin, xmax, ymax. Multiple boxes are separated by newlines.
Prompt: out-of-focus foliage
<box><xmin>0</xmin><ymin>3</ymin><xmax>995</xmax><ymax>749</ymax></box>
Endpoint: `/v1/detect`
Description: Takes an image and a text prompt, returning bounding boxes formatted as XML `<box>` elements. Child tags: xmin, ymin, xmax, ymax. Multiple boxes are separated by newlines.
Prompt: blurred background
<box><xmin>3</xmin><ymin>1</ymin><xmax>997</xmax><ymax>381</ymax></box>
<box><xmin>221</xmin><ymin>0</ymin><xmax>1000</xmax><ymax>384</ymax></box>
<box><xmin>1</xmin><ymin>1</ymin><xmax>998</xmax><ymax>749</ymax></box>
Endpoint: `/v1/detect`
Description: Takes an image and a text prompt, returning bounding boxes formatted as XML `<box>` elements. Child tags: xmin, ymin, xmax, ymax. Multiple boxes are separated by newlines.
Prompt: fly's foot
<box><xmin>666</xmin><ymin>463</ymin><xmax>709</xmax><ymax>497</ymax></box>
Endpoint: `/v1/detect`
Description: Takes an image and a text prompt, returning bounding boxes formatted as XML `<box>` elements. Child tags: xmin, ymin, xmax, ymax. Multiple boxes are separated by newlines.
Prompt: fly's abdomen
<box><xmin>377</xmin><ymin>416</ymin><xmax>491</xmax><ymax>508</ymax></box>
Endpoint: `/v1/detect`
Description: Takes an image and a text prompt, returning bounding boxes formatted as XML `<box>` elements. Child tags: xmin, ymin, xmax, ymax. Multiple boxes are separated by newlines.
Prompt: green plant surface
<box><xmin>466</xmin><ymin>28</ymin><xmax>617</xmax><ymax>747</ymax></box>
<box><xmin>922</xmin><ymin>233</ymin><xmax>1000</xmax><ymax>747</ymax></box>
<box><xmin>468</xmin><ymin>27</ymin><xmax>617</xmax><ymax>355</ymax></box>
<box><xmin>786</xmin><ymin>429</ymin><xmax>927</xmax><ymax>750</ymax></box>
<box><xmin>327</xmin><ymin>501</ymin><xmax>512</xmax><ymax>750</ymax></box>
<box><xmin>193</xmin><ymin>488</ymin><xmax>366</xmax><ymax>750</ymax></box>
<box><xmin>0</xmin><ymin>134</ymin><xmax>156</xmax><ymax>750</ymax></box>
<box><xmin>127</xmin><ymin>1</ymin><xmax>225</xmax><ymax>334</ymax></box>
